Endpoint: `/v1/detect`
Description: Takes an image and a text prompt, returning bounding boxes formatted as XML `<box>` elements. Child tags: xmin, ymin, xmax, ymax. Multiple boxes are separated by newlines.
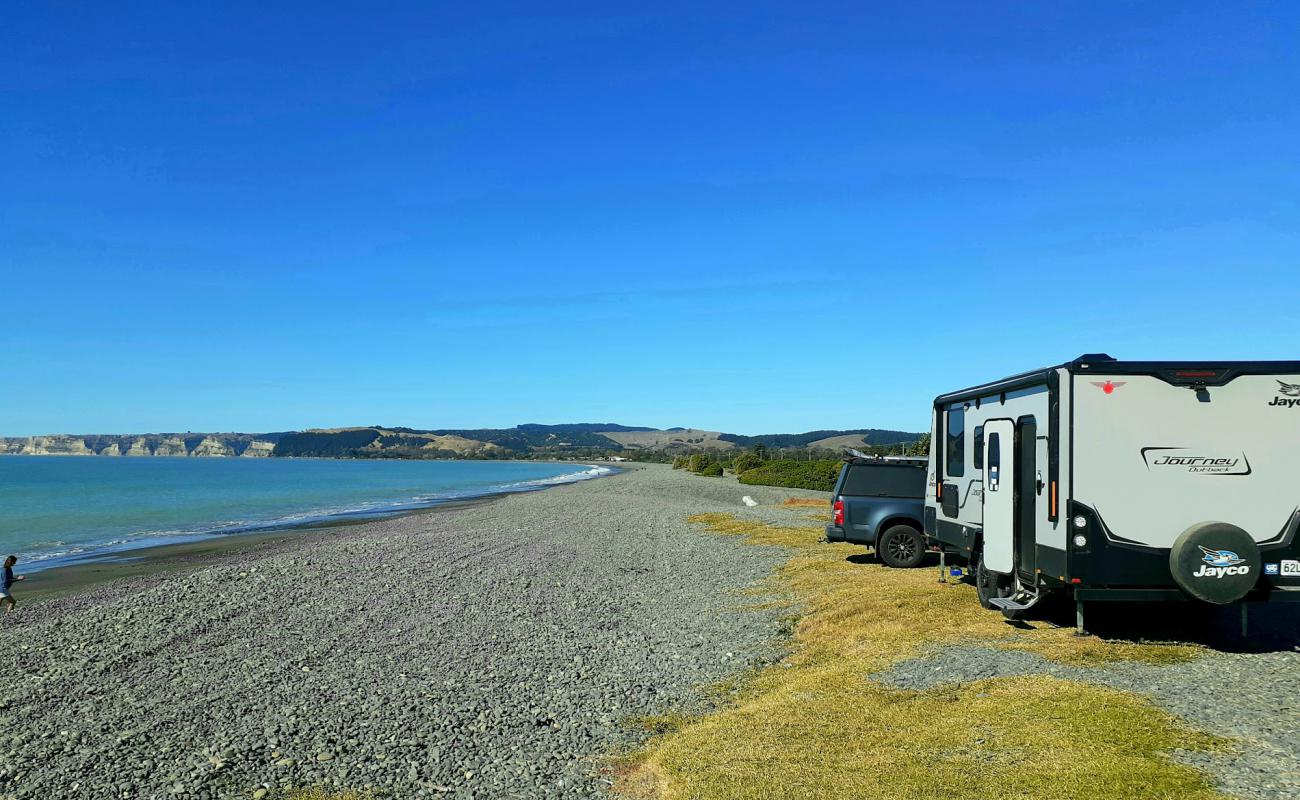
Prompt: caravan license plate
<box><xmin>1281</xmin><ymin>560</ymin><xmax>1300</xmax><ymax>576</ymax></box>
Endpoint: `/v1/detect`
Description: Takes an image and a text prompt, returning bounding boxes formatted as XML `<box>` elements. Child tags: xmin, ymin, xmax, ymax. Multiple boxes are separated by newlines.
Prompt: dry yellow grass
<box><xmin>681</xmin><ymin>513</ymin><xmax>1201</xmax><ymax>668</ymax></box>
<box><xmin>616</xmin><ymin>513</ymin><xmax>1217</xmax><ymax>800</ymax></box>
<box><xmin>780</xmin><ymin>498</ymin><xmax>828</xmax><ymax>508</ymax></box>
<box><xmin>281</xmin><ymin>789</ymin><xmax>374</xmax><ymax>800</ymax></box>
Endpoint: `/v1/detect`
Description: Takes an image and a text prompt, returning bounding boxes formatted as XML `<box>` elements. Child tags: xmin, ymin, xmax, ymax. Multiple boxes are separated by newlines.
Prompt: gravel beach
<box><xmin>0</xmin><ymin>464</ymin><xmax>820</xmax><ymax>800</ymax></box>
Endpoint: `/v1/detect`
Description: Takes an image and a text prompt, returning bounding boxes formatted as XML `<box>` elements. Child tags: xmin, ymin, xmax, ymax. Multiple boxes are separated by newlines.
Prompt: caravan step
<box><xmin>988</xmin><ymin>596</ymin><xmax>1036</xmax><ymax>611</ymax></box>
<box><xmin>989</xmin><ymin>593</ymin><xmax>1042</xmax><ymax>620</ymax></box>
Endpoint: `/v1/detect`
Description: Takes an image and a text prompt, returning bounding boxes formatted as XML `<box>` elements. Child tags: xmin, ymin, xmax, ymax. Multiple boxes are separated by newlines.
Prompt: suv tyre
<box><xmin>877</xmin><ymin>524</ymin><xmax>926</xmax><ymax>569</ymax></box>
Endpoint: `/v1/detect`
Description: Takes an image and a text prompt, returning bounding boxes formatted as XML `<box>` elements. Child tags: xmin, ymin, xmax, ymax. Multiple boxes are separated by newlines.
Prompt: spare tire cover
<box><xmin>1168</xmin><ymin>522</ymin><xmax>1260</xmax><ymax>604</ymax></box>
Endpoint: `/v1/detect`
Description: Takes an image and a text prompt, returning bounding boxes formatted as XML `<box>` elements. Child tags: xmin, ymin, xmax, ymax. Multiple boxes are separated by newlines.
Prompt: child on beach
<box><xmin>1</xmin><ymin>556</ymin><xmax>25</xmax><ymax>613</ymax></box>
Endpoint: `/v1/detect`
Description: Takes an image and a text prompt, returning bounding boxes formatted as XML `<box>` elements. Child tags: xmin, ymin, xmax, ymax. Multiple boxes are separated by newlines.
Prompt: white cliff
<box><xmin>152</xmin><ymin>437</ymin><xmax>190</xmax><ymax>457</ymax></box>
<box><xmin>239</xmin><ymin>440</ymin><xmax>276</xmax><ymax>457</ymax></box>
<box><xmin>126</xmin><ymin>437</ymin><xmax>153</xmax><ymax>456</ymax></box>
<box><xmin>19</xmin><ymin>436</ymin><xmax>94</xmax><ymax>455</ymax></box>
<box><xmin>0</xmin><ymin>433</ymin><xmax>282</xmax><ymax>458</ymax></box>
<box><xmin>191</xmin><ymin>436</ymin><xmax>237</xmax><ymax>457</ymax></box>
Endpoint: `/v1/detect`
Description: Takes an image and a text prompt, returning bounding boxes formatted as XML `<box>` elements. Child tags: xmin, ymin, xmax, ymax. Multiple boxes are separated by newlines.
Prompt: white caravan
<box><xmin>922</xmin><ymin>354</ymin><xmax>1300</xmax><ymax>628</ymax></box>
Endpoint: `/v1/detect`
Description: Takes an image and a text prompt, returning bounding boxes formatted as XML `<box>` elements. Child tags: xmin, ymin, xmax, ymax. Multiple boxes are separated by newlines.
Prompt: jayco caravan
<box><xmin>923</xmin><ymin>354</ymin><xmax>1300</xmax><ymax>628</ymax></box>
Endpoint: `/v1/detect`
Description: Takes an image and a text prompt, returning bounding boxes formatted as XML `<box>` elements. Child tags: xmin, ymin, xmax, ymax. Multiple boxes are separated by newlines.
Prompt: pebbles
<box><xmin>0</xmin><ymin>465</ymin><xmax>801</xmax><ymax>798</ymax></box>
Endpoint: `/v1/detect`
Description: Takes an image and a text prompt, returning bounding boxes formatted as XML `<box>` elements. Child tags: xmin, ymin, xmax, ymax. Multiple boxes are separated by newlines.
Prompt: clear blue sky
<box><xmin>3</xmin><ymin>2</ymin><xmax>1297</xmax><ymax>437</ymax></box>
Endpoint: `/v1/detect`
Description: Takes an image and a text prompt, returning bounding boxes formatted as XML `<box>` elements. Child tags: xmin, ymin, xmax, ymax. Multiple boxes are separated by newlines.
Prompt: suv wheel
<box><xmin>877</xmin><ymin>525</ymin><xmax>926</xmax><ymax>569</ymax></box>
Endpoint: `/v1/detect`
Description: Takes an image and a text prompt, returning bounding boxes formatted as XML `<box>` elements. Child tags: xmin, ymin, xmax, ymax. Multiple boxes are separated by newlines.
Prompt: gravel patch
<box><xmin>876</xmin><ymin>643</ymin><xmax>1300</xmax><ymax>800</ymax></box>
<box><xmin>0</xmin><ymin>464</ymin><xmax>809</xmax><ymax>799</ymax></box>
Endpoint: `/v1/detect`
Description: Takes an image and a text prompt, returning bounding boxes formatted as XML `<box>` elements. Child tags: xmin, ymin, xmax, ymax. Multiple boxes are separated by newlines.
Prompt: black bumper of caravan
<box><xmin>1062</xmin><ymin>501</ymin><xmax>1300</xmax><ymax>601</ymax></box>
<box><xmin>1075</xmin><ymin>587</ymin><xmax>1300</xmax><ymax>603</ymax></box>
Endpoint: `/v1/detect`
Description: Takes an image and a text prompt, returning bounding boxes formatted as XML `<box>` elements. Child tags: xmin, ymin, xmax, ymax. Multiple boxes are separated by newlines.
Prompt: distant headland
<box><xmin>1</xmin><ymin>424</ymin><xmax>923</xmax><ymax>459</ymax></box>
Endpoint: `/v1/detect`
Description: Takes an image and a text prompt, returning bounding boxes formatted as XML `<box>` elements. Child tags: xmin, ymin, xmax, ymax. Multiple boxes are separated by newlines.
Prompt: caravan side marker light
<box><xmin>1072</xmin><ymin>515</ymin><xmax>1087</xmax><ymax>529</ymax></box>
<box><xmin>1050</xmin><ymin>482</ymin><xmax>1058</xmax><ymax>517</ymax></box>
<box><xmin>1070</xmin><ymin>578</ymin><xmax>1082</xmax><ymax>584</ymax></box>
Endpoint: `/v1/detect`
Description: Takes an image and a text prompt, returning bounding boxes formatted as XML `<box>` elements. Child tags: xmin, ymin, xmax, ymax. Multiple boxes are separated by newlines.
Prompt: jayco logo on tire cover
<box><xmin>1193</xmin><ymin>546</ymin><xmax>1251</xmax><ymax>578</ymax></box>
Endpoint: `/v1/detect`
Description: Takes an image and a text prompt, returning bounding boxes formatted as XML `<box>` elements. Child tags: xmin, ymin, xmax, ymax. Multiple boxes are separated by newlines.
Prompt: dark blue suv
<box><xmin>824</xmin><ymin>457</ymin><xmax>928</xmax><ymax>568</ymax></box>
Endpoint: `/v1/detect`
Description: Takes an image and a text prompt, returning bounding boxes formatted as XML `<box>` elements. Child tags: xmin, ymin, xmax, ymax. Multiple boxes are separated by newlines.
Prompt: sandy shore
<box><xmin>0</xmin><ymin>463</ymin><xmax>827</xmax><ymax>799</ymax></box>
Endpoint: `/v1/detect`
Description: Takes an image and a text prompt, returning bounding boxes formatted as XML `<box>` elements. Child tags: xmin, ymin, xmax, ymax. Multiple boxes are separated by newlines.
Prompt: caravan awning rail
<box><xmin>933</xmin><ymin>355</ymin><xmax>1300</xmax><ymax>407</ymax></box>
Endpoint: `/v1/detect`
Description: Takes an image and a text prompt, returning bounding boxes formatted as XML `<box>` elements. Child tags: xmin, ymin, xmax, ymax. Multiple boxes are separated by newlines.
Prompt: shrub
<box><xmin>737</xmin><ymin>460</ymin><xmax>841</xmax><ymax>492</ymax></box>
<box><xmin>730</xmin><ymin>452</ymin><xmax>764</xmax><ymax>473</ymax></box>
<box><xmin>687</xmin><ymin>453</ymin><xmax>713</xmax><ymax>473</ymax></box>
<box><xmin>698</xmin><ymin>462</ymin><xmax>724</xmax><ymax>477</ymax></box>
<box><xmin>906</xmin><ymin>432</ymin><xmax>932</xmax><ymax>458</ymax></box>
<box><xmin>671</xmin><ymin>456</ymin><xmax>689</xmax><ymax>470</ymax></box>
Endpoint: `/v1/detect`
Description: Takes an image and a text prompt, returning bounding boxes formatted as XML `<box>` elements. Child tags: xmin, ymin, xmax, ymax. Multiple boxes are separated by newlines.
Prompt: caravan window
<box><xmin>973</xmin><ymin>425</ymin><xmax>984</xmax><ymax>471</ymax></box>
<box><xmin>946</xmin><ymin>407</ymin><xmax>965</xmax><ymax>477</ymax></box>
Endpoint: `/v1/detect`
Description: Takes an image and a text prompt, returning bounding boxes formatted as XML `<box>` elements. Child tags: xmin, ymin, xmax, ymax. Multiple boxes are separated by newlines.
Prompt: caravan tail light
<box><xmin>833</xmin><ymin>499</ymin><xmax>844</xmax><ymax>527</ymax></box>
<box><xmin>1164</xmin><ymin>368</ymin><xmax>1227</xmax><ymax>386</ymax></box>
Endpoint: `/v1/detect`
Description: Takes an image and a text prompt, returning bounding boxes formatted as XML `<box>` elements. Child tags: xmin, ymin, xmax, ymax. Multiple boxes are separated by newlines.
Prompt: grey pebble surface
<box><xmin>0</xmin><ymin>464</ymin><xmax>824</xmax><ymax>799</ymax></box>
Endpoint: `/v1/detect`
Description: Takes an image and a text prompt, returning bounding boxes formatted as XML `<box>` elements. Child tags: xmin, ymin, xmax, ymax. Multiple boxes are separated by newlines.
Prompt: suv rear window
<box><xmin>842</xmin><ymin>464</ymin><xmax>925</xmax><ymax>499</ymax></box>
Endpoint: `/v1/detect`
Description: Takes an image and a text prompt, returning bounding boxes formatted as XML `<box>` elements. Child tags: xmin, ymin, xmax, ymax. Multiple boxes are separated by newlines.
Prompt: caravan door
<box><xmin>982</xmin><ymin>420</ymin><xmax>1015</xmax><ymax>574</ymax></box>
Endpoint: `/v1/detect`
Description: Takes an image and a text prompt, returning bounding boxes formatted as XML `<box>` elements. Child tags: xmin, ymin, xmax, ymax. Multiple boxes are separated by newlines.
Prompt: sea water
<box><xmin>0</xmin><ymin>456</ymin><xmax>612</xmax><ymax>571</ymax></box>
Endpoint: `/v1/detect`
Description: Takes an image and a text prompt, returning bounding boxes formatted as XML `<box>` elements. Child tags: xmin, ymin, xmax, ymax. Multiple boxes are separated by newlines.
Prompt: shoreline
<box><xmin>15</xmin><ymin>463</ymin><xmax>630</xmax><ymax>604</ymax></box>
<box><xmin>16</xmin><ymin>495</ymin><xmax>496</xmax><ymax>605</ymax></box>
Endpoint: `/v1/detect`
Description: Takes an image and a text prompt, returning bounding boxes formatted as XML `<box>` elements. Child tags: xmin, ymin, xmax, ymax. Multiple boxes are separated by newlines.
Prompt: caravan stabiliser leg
<box><xmin>1075</xmin><ymin>597</ymin><xmax>1088</xmax><ymax>636</ymax></box>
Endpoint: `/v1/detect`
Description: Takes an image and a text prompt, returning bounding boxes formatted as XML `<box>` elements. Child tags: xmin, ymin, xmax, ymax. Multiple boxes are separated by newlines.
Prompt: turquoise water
<box><xmin>0</xmin><ymin>457</ymin><xmax>612</xmax><ymax>571</ymax></box>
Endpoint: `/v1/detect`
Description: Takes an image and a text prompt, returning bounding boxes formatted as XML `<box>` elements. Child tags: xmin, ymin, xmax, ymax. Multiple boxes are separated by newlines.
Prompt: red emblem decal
<box><xmin>1091</xmin><ymin>380</ymin><xmax>1127</xmax><ymax>395</ymax></box>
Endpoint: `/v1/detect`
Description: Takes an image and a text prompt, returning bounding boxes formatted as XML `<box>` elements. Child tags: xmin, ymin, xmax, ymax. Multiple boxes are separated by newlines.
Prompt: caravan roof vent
<box><xmin>1076</xmin><ymin>353</ymin><xmax>1116</xmax><ymax>362</ymax></box>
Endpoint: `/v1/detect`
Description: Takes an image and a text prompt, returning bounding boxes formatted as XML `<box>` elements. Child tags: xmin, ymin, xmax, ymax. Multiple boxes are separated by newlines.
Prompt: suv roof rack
<box><xmin>842</xmin><ymin>454</ymin><xmax>927</xmax><ymax>465</ymax></box>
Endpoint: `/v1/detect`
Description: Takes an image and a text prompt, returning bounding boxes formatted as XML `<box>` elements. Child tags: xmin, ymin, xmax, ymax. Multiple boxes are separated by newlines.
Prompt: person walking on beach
<box><xmin>1</xmin><ymin>556</ymin><xmax>25</xmax><ymax>614</ymax></box>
